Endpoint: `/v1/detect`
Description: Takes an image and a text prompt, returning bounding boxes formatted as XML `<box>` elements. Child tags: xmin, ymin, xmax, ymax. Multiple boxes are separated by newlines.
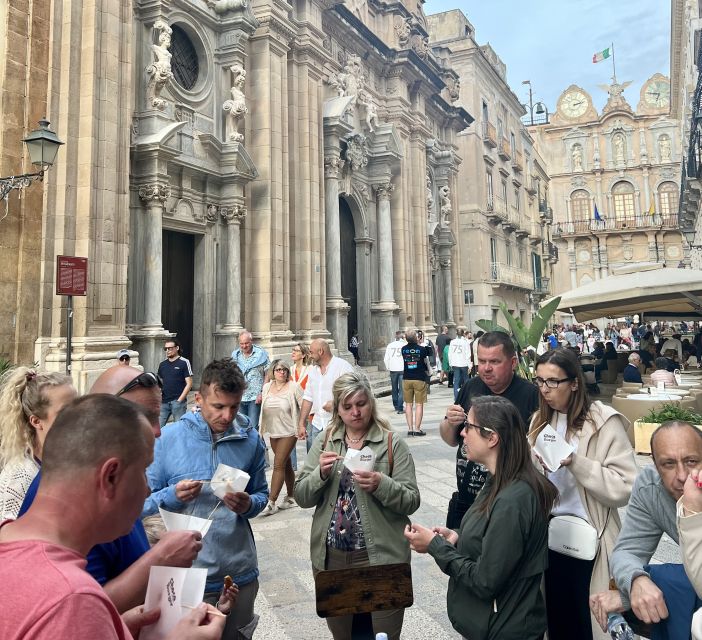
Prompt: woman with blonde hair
<box><xmin>295</xmin><ymin>371</ymin><xmax>420</xmax><ymax>640</ymax></box>
<box><xmin>290</xmin><ymin>342</ymin><xmax>312</xmax><ymax>390</ymax></box>
<box><xmin>259</xmin><ymin>359</ymin><xmax>303</xmax><ymax>515</ymax></box>
<box><xmin>0</xmin><ymin>367</ymin><xmax>77</xmax><ymax>519</ymax></box>
<box><xmin>530</xmin><ymin>347</ymin><xmax>637</xmax><ymax>640</ymax></box>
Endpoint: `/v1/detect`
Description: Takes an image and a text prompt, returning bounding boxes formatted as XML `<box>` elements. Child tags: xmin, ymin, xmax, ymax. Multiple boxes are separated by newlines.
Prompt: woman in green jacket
<box><xmin>405</xmin><ymin>395</ymin><xmax>557</xmax><ymax>640</ymax></box>
<box><xmin>294</xmin><ymin>371</ymin><xmax>420</xmax><ymax>640</ymax></box>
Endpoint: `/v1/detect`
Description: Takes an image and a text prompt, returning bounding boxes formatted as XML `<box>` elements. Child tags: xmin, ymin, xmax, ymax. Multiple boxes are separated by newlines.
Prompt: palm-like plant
<box><xmin>475</xmin><ymin>296</ymin><xmax>562</xmax><ymax>379</ymax></box>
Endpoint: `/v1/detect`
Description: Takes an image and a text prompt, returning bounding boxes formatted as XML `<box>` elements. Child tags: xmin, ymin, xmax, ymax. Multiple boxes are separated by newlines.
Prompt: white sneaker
<box><xmin>278</xmin><ymin>496</ymin><xmax>297</xmax><ymax>510</ymax></box>
<box><xmin>260</xmin><ymin>501</ymin><xmax>278</xmax><ymax>516</ymax></box>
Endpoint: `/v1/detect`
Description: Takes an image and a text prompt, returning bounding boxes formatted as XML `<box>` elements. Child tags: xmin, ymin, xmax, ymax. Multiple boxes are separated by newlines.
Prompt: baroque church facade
<box><xmin>1</xmin><ymin>0</ymin><xmax>472</xmax><ymax>386</ymax></box>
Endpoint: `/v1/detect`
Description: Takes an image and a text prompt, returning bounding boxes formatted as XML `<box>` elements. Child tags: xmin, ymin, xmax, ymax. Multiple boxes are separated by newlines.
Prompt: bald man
<box><xmin>231</xmin><ymin>331</ymin><xmax>270</xmax><ymax>432</ymax></box>
<box><xmin>297</xmin><ymin>339</ymin><xmax>354</xmax><ymax>451</ymax></box>
<box><xmin>0</xmin><ymin>394</ymin><xmax>224</xmax><ymax>640</ymax></box>
<box><xmin>18</xmin><ymin>365</ymin><xmax>203</xmax><ymax>613</ymax></box>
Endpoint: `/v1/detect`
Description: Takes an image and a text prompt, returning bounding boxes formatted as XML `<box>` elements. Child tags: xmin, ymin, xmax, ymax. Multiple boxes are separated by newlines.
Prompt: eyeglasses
<box><xmin>116</xmin><ymin>372</ymin><xmax>163</xmax><ymax>397</ymax></box>
<box><xmin>273</xmin><ymin>368</ymin><xmax>287</xmax><ymax>373</ymax></box>
<box><xmin>164</xmin><ymin>346</ymin><xmax>177</xmax><ymax>351</ymax></box>
<box><xmin>533</xmin><ymin>377</ymin><xmax>573</xmax><ymax>389</ymax></box>
<box><xmin>463</xmin><ymin>421</ymin><xmax>496</xmax><ymax>434</ymax></box>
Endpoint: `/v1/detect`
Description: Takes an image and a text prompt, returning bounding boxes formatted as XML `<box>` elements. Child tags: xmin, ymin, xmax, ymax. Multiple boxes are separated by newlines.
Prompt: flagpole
<box><xmin>611</xmin><ymin>42</ymin><xmax>617</xmax><ymax>83</ymax></box>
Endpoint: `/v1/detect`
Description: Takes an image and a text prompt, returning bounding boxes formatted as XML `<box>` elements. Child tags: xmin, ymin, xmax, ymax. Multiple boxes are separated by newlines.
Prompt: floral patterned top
<box><xmin>326</xmin><ymin>466</ymin><xmax>366</xmax><ymax>551</ymax></box>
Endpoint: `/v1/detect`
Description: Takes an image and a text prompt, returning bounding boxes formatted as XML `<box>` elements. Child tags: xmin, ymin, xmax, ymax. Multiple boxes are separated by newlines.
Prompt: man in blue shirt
<box><xmin>623</xmin><ymin>352</ymin><xmax>643</xmax><ymax>384</ymax></box>
<box><xmin>158</xmin><ymin>339</ymin><xmax>193</xmax><ymax>427</ymax></box>
<box><xmin>231</xmin><ymin>331</ymin><xmax>270</xmax><ymax>431</ymax></box>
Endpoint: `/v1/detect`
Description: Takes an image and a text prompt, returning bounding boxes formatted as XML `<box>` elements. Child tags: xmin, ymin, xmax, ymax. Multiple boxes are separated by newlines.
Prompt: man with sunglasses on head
<box><xmin>439</xmin><ymin>331</ymin><xmax>539</xmax><ymax>528</ymax></box>
<box><xmin>158</xmin><ymin>339</ymin><xmax>193</xmax><ymax>427</ymax></box>
<box><xmin>18</xmin><ymin>365</ymin><xmax>203</xmax><ymax>614</ymax></box>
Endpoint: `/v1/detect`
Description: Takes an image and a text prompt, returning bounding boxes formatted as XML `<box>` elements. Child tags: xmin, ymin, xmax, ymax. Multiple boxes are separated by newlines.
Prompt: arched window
<box><xmin>612</xmin><ymin>181</ymin><xmax>635</xmax><ymax>218</ymax></box>
<box><xmin>570</xmin><ymin>189</ymin><xmax>590</xmax><ymax>220</ymax></box>
<box><xmin>658</xmin><ymin>181</ymin><xmax>679</xmax><ymax>217</ymax></box>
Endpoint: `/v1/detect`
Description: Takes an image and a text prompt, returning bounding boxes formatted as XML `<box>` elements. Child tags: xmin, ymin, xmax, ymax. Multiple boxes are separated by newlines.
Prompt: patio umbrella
<box><xmin>543</xmin><ymin>266</ymin><xmax>702</xmax><ymax>321</ymax></box>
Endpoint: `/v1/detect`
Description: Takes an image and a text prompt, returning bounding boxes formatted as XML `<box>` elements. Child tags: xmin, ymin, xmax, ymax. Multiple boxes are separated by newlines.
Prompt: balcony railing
<box><xmin>503</xmin><ymin>205</ymin><xmax>520</xmax><ymax>231</ymax></box>
<box><xmin>529</xmin><ymin>222</ymin><xmax>542</xmax><ymax>244</ymax></box>
<box><xmin>526</xmin><ymin>176</ymin><xmax>538</xmax><ymax>196</ymax></box>
<box><xmin>486</xmin><ymin>196</ymin><xmax>507</xmax><ymax>223</ymax></box>
<box><xmin>489</xmin><ymin>261</ymin><xmax>534</xmax><ymax>290</ymax></box>
<box><xmin>545</xmin><ymin>242</ymin><xmax>559</xmax><ymax>263</ymax></box>
<box><xmin>498</xmin><ymin>138</ymin><xmax>511</xmax><ymax>160</ymax></box>
<box><xmin>481</xmin><ymin>121</ymin><xmax>497</xmax><ymax>148</ymax></box>
<box><xmin>553</xmin><ymin>213</ymin><xmax>680</xmax><ymax>236</ymax></box>
<box><xmin>534</xmin><ymin>276</ymin><xmax>551</xmax><ymax>294</ymax></box>
<box><xmin>512</xmin><ymin>150</ymin><xmax>524</xmax><ymax>172</ymax></box>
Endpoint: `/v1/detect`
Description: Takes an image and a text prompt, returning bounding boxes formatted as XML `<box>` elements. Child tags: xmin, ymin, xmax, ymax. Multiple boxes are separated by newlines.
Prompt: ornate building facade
<box><xmin>530</xmin><ymin>76</ymin><xmax>684</xmax><ymax>310</ymax></box>
<box><xmin>427</xmin><ymin>10</ymin><xmax>556</xmax><ymax>330</ymax></box>
<box><xmin>0</xmin><ymin>0</ymin><xmax>474</xmax><ymax>386</ymax></box>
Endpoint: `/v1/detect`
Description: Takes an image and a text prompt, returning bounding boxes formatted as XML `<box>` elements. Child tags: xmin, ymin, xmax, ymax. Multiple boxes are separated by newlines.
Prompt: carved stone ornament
<box><xmin>373</xmin><ymin>182</ymin><xmax>394</xmax><ymax>200</ymax></box>
<box><xmin>394</xmin><ymin>16</ymin><xmax>412</xmax><ymax>47</ymax></box>
<box><xmin>440</xmin><ymin>257</ymin><xmax>451</xmax><ymax>269</ymax></box>
<box><xmin>206</xmin><ymin>204</ymin><xmax>219</xmax><ymax>222</ymax></box>
<box><xmin>571</xmin><ymin>175</ymin><xmax>587</xmax><ymax>188</ymax></box>
<box><xmin>426</xmin><ymin>172</ymin><xmax>434</xmax><ymax>221</ymax></box>
<box><xmin>324</xmin><ymin>155</ymin><xmax>344</xmax><ymax>178</ymax></box>
<box><xmin>364</xmin><ymin>100</ymin><xmax>380</xmax><ymax>133</ymax></box>
<box><xmin>356</xmin><ymin>183</ymin><xmax>370</xmax><ymax>203</ymax></box>
<box><xmin>410</xmin><ymin>34</ymin><xmax>430</xmax><ymax>60</ymax></box>
<box><xmin>639</xmin><ymin>129</ymin><xmax>649</xmax><ymax>162</ymax></box>
<box><xmin>146</xmin><ymin>20</ymin><xmax>173</xmax><ymax>110</ymax></box>
<box><xmin>659</xmin><ymin>135</ymin><xmax>672</xmax><ymax>163</ymax></box>
<box><xmin>327</xmin><ymin>54</ymin><xmax>365</xmax><ymax>99</ymax></box>
<box><xmin>220</xmin><ymin>204</ymin><xmax>247</xmax><ymax>223</ymax></box>
<box><xmin>599</xmin><ymin>80</ymin><xmax>633</xmax><ymax>114</ymax></box>
<box><xmin>139</xmin><ymin>183</ymin><xmax>171</xmax><ymax>203</ymax></box>
<box><xmin>223</xmin><ymin>64</ymin><xmax>248</xmax><ymax>142</ymax></box>
<box><xmin>429</xmin><ymin>252</ymin><xmax>438</xmax><ymax>272</ymax></box>
<box><xmin>344</xmin><ymin>134</ymin><xmax>369</xmax><ymax>172</ymax></box>
<box><xmin>439</xmin><ymin>185</ymin><xmax>452</xmax><ymax>227</ymax></box>
<box><xmin>207</xmin><ymin>0</ymin><xmax>248</xmax><ymax>13</ymax></box>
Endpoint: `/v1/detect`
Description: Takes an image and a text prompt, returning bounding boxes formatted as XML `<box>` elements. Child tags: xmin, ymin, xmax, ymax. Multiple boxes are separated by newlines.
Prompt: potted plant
<box><xmin>634</xmin><ymin>403</ymin><xmax>702</xmax><ymax>454</ymax></box>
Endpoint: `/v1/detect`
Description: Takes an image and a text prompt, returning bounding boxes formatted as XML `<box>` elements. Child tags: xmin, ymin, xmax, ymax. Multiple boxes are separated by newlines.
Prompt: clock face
<box><xmin>561</xmin><ymin>91</ymin><xmax>588</xmax><ymax>118</ymax></box>
<box><xmin>644</xmin><ymin>80</ymin><xmax>670</xmax><ymax>108</ymax></box>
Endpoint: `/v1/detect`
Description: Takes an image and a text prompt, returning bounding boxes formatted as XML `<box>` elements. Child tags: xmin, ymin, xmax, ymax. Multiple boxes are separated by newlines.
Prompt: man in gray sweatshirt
<box><xmin>590</xmin><ymin>421</ymin><xmax>702</xmax><ymax>631</ymax></box>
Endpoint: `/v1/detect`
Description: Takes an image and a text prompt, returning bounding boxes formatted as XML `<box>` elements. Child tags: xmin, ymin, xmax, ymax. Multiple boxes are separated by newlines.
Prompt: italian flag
<box><xmin>593</xmin><ymin>47</ymin><xmax>611</xmax><ymax>63</ymax></box>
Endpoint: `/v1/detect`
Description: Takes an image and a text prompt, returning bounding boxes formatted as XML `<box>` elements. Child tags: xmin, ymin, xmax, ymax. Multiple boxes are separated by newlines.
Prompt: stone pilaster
<box><xmin>373</xmin><ymin>181</ymin><xmax>396</xmax><ymax>305</ymax></box>
<box><xmin>221</xmin><ymin>205</ymin><xmax>246</xmax><ymax>330</ymax></box>
<box><xmin>440</xmin><ymin>256</ymin><xmax>455</xmax><ymax>324</ymax></box>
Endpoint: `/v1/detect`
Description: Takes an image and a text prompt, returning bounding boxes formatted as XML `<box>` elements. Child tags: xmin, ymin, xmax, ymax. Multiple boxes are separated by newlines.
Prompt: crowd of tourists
<box><xmin>0</xmin><ymin>328</ymin><xmax>701</xmax><ymax>640</ymax></box>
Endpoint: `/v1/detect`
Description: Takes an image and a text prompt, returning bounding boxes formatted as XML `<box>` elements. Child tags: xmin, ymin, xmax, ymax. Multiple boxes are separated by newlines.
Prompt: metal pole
<box><xmin>611</xmin><ymin>42</ymin><xmax>617</xmax><ymax>84</ymax></box>
<box><xmin>66</xmin><ymin>295</ymin><xmax>73</xmax><ymax>376</ymax></box>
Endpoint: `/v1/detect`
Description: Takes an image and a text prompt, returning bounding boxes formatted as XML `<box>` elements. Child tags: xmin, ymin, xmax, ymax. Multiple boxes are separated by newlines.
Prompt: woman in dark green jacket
<box><xmin>405</xmin><ymin>395</ymin><xmax>557</xmax><ymax>640</ymax></box>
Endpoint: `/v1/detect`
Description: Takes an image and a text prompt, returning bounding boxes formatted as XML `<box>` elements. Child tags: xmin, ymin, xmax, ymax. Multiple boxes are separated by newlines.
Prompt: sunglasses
<box><xmin>164</xmin><ymin>346</ymin><xmax>177</xmax><ymax>351</ymax></box>
<box><xmin>116</xmin><ymin>372</ymin><xmax>163</xmax><ymax>397</ymax></box>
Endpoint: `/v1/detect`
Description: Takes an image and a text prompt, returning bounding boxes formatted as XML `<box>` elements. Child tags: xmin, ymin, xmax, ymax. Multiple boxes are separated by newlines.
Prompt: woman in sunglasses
<box><xmin>529</xmin><ymin>347</ymin><xmax>636</xmax><ymax>640</ymax></box>
<box><xmin>405</xmin><ymin>395</ymin><xmax>557</xmax><ymax>640</ymax></box>
<box><xmin>0</xmin><ymin>367</ymin><xmax>77</xmax><ymax>520</ymax></box>
<box><xmin>259</xmin><ymin>359</ymin><xmax>303</xmax><ymax>515</ymax></box>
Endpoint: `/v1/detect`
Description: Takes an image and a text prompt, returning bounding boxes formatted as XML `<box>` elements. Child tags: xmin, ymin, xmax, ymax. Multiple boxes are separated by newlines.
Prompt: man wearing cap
<box><xmin>158</xmin><ymin>339</ymin><xmax>193</xmax><ymax>427</ymax></box>
<box><xmin>117</xmin><ymin>349</ymin><xmax>131</xmax><ymax>366</ymax></box>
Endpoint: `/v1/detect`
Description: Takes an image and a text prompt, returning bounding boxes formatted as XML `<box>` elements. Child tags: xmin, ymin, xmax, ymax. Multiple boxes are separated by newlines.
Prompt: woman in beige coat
<box><xmin>529</xmin><ymin>347</ymin><xmax>637</xmax><ymax>640</ymax></box>
<box><xmin>679</xmin><ymin>468</ymin><xmax>702</xmax><ymax>639</ymax></box>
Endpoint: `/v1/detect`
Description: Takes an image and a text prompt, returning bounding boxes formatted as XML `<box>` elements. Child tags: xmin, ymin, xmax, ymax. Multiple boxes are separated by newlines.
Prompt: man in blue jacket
<box><xmin>144</xmin><ymin>358</ymin><xmax>268</xmax><ymax>640</ymax></box>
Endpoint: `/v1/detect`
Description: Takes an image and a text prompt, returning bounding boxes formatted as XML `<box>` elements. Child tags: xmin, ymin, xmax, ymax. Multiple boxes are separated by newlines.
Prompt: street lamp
<box><xmin>0</xmin><ymin>119</ymin><xmax>64</xmax><ymax>201</ymax></box>
<box><xmin>522</xmin><ymin>80</ymin><xmax>550</xmax><ymax>126</ymax></box>
<box><xmin>682</xmin><ymin>227</ymin><xmax>698</xmax><ymax>248</ymax></box>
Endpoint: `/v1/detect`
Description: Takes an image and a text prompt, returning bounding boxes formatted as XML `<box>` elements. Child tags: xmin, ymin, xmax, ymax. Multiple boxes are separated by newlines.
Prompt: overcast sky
<box><xmin>424</xmin><ymin>0</ymin><xmax>671</xmax><ymax>115</ymax></box>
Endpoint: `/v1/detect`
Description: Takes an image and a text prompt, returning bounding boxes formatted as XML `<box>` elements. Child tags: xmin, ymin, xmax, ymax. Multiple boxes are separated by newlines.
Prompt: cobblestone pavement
<box><xmin>250</xmin><ymin>383</ymin><xmax>679</xmax><ymax>639</ymax></box>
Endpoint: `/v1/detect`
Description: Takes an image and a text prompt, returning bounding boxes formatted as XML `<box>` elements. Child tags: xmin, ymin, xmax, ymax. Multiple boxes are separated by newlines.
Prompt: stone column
<box><xmin>374</xmin><ymin>182</ymin><xmax>395</xmax><ymax>304</ymax></box>
<box><xmin>221</xmin><ymin>205</ymin><xmax>247</xmax><ymax>331</ymax></box>
<box><xmin>441</xmin><ymin>257</ymin><xmax>454</xmax><ymax>323</ymax></box>
<box><xmin>138</xmin><ymin>183</ymin><xmax>170</xmax><ymax>331</ymax></box>
<box><xmin>324</xmin><ymin>154</ymin><xmax>349</xmax><ymax>351</ymax></box>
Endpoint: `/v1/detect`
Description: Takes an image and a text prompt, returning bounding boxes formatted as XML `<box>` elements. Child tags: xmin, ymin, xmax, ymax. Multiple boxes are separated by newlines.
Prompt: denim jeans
<box><xmin>390</xmin><ymin>371</ymin><xmax>404</xmax><ymax>411</ymax></box>
<box><xmin>240</xmin><ymin>400</ymin><xmax>261</xmax><ymax>431</ymax></box>
<box><xmin>452</xmin><ymin>367</ymin><xmax>469</xmax><ymax>401</ymax></box>
<box><xmin>159</xmin><ymin>399</ymin><xmax>187</xmax><ymax>427</ymax></box>
<box><xmin>307</xmin><ymin>424</ymin><xmax>323</xmax><ymax>453</ymax></box>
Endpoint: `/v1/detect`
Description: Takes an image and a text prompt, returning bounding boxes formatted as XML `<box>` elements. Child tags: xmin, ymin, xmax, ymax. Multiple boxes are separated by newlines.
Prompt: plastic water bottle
<box><xmin>375</xmin><ymin>634</ymin><xmax>389</xmax><ymax>640</ymax></box>
<box><xmin>607</xmin><ymin>613</ymin><xmax>634</xmax><ymax>640</ymax></box>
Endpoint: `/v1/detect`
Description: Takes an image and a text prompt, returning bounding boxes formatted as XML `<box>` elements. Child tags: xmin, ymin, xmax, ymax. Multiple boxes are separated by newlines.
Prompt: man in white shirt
<box><xmin>661</xmin><ymin>334</ymin><xmax>684</xmax><ymax>363</ymax></box>
<box><xmin>297</xmin><ymin>339</ymin><xmax>354</xmax><ymax>451</ymax></box>
<box><xmin>384</xmin><ymin>331</ymin><xmax>406</xmax><ymax>414</ymax></box>
<box><xmin>448</xmin><ymin>329</ymin><xmax>472</xmax><ymax>401</ymax></box>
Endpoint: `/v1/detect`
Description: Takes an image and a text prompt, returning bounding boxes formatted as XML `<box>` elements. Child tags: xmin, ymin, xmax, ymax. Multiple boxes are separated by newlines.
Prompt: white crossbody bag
<box><xmin>548</xmin><ymin>510</ymin><xmax>610</xmax><ymax>561</ymax></box>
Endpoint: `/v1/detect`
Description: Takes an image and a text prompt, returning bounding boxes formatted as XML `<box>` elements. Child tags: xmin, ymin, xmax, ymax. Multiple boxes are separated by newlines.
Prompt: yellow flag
<box><xmin>648</xmin><ymin>200</ymin><xmax>655</xmax><ymax>216</ymax></box>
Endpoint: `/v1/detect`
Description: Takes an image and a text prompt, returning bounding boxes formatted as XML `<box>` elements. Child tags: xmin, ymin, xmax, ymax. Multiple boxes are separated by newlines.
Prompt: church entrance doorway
<box><xmin>162</xmin><ymin>230</ymin><xmax>195</xmax><ymax>363</ymax></box>
<box><xmin>339</xmin><ymin>198</ymin><xmax>357</xmax><ymax>352</ymax></box>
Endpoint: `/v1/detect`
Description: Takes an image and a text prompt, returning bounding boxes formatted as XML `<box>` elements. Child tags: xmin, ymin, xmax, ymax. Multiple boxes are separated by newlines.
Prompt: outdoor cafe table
<box><xmin>626</xmin><ymin>394</ymin><xmax>683</xmax><ymax>401</ymax></box>
<box><xmin>637</xmin><ymin>388</ymin><xmax>691</xmax><ymax>396</ymax></box>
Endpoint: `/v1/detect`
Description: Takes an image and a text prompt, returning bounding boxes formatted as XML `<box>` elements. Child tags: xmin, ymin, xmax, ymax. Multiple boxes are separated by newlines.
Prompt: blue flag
<box><xmin>594</xmin><ymin>204</ymin><xmax>602</xmax><ymax>221</ymax></box>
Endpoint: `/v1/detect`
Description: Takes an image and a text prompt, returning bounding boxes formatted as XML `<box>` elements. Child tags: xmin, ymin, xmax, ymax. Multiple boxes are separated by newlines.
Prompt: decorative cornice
<box><xmin>373</xmin><ymin>182</ymin><xmax>394</xmax><ymax>200</ymax></box>
<box><xmin>324</xmin><ymin>155</ymin><xmax>344</xmax><ymax>178</ymax></box>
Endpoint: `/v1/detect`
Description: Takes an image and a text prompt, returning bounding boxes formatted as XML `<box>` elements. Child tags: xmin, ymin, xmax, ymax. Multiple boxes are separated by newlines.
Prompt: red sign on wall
<box><xmin>56</xmin><ymin>255</ymin><xmax>88</xmax><ymax>296</ymax></box>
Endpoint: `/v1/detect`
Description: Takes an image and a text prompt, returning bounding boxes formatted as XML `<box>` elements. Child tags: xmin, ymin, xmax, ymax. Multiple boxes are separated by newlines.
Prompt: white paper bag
<box><xmin>140</xmin><ymin>566</ymin><xmax>208</xmax><ymax>640</ymax></box>
<box><xmin>210</xmin><ymin>463</ymin><xmax>250</xmax><ymax>499</ymax></box>
<box><xmin>532</xmin><ymin>424</ymin><xmax>575</xmax><ymax>473</ymax></box>
<box><xmin>343</xmin><ymin>446</ymin><xmax>376</xmax><ymax>473</ymax></box>
<box><xmin>159</xmin><ymin>507</ymin><xmax>213</xmax><ymax>537</ymax></box>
